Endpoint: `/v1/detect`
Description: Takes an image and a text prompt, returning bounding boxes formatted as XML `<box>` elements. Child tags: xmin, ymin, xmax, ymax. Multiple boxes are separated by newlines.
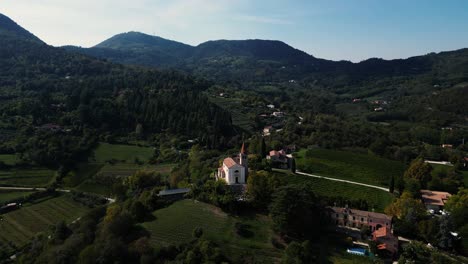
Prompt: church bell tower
<box><xmin>239</xmin><ymin>143</ymin><xmax>248</xmax><ymax>176</ymax></box>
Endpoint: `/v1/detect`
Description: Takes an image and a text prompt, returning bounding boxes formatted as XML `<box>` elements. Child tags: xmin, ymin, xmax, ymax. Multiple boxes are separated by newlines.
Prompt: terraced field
<box><xmin>0</xmin><ymin>190</ymin><xmax>35</xmax><ymax>205</ymax></box>
<box><xmin>0</xmin><ymin>154</ymin><xmax>18</xmax><ymax>166</ymax></box>
<box><xmin>209</xmin><ymin>96</ymin><xmax>255</xmax><ymax>133</ymax></box>
<box><xmin>279</xmin><ymin>172</ymin><xmax>394</xmax><ymax>212</ymax></box>
<box><xmin>0</xmin><ymin>168</ymin><xmax>56</xmax><ymax>187</ymax></box>
<box><xmin>142</xmin><ymin>200</ymin><xmax>281</xmax><ymax>262</ymax></box>
<box><xmin>74</xmin><ymin>163</ymin><xmax>175</xmax><ymax>195</ymax></box>
<box><xmin>93</xmin><ymin>143</ymin><xmax>154</xmax><ymax>163</ymax></box>
<box><xmin>0</xmin><ymin>195</ymin><xmax>89</xmax><ymax>252</ymax></box>
<box><xmin>296</xmin><ymin>148</ymin><xmax>406</xmax><ymax>187</ymax></box>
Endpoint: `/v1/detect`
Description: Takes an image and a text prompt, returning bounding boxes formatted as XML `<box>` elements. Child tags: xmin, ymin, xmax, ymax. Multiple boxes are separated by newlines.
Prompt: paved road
<box><xmin>295</xmin><ymin>170</ymin><xmax>389</xmax><ymax>192</ymax></box>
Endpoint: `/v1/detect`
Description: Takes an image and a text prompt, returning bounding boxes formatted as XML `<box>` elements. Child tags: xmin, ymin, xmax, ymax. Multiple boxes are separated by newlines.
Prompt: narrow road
<box><xmin>0</xmin><ymin>186</ymin><xmax>70</xmax><ymax>192</ymax></box>
<box><xmin>0</xmin><ymin>186</ymin><xmax>114</xmax><ymax>202</ymax></box>
<box><xmin>295</xmin><ymin>170</ymin><xmax>389</xmax><ymax>192</ymax></box>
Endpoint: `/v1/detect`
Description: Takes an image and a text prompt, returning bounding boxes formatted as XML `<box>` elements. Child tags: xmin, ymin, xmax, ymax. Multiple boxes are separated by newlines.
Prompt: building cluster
<box><xmin>328</xmin><ymin>207</ymin><xmax>398</xmax><ymax>256</ymax></box>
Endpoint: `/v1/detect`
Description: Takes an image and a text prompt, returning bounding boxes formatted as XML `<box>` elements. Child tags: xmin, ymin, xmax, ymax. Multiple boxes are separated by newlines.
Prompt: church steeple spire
<box><xmin>240</xmin><ymin>142</ymin><xmax>246</xmax><ymax>154</ymax></box>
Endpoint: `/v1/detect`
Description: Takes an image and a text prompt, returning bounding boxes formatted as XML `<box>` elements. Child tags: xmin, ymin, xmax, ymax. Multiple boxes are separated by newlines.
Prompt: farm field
<box><xmin>0</xmin><ymin>154</ymin><xmax>18</xmax><ymax>166</ymax></box>
<box><xmin>0</xmin><ymin>168</ymin><xmax>56</xmax><ymax>187</ymax></box>
<box><xmin>74</xmin><ymin>163</ymin><xmax>175</xmax><ymax>195</ymax></box>
<box><xmin>0</xmin><ymin>195</ymin><xmax>89</xmax><ymax>253</ymax></box>
<box><xmin>142</xmin><ymin>199</ymin><xmax>282</xmax><ymax>262</ymax></box>
<box><xmin>93</xmin><ymin>143</ymin><xmax>154</xmax><ymax>163</ymax></box>
<box><xmin>0</xmin><ymin>190</ymin><xmax>35</xmax><ymax>205</ymax></box>
<box><xmin>279</xmin><ymin>172</ymin><xmax>394</xmax><ymax>212</ymax></box>
<box><xmin>296</xmin><ymin>148</ymin><xmax>406</xmax><ymax>187</ymax></box>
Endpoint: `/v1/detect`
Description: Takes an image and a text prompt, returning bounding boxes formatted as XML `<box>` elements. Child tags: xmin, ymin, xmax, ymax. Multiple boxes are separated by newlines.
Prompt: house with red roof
<box><xmin>267</xmin><ymin>149</ymin><xmax>293</xmax><ymax>169</ymax></box>
<box><xmin>373</xmin><ymin>227</ymin><xmax>398</xmax><ymax>256</ymax></box>
<box><xmin>420</xmin><ymin>190</ymin><xmax>451</xmax><ymax>211</ymax></box>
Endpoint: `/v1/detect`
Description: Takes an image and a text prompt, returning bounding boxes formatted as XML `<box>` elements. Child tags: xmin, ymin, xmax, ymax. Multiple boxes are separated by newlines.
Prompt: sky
<box><xmin>1</xmin><ymin>0</ymin><xmax>468</xmax><ymax>62</ymax></box>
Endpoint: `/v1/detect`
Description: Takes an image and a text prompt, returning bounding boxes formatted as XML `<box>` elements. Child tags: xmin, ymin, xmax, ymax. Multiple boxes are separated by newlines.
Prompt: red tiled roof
<box><xmin>223</xmin><ymin>157</ymin><xmax>239</xmax><ymax>168</ymax></box>
<box><xmin>374</xmin><ymin>227</ymin><xmax>390</xmax><ymax>238</ymax></box>
<box><xmin>421</xmin><ymin>190</ymin><xmax>451</xmax><ymax>206</ymax></box>
<box><xmin>330</xmin><ymin>207</ymin><xmax>392</xmax><ymax>221</ymax></box>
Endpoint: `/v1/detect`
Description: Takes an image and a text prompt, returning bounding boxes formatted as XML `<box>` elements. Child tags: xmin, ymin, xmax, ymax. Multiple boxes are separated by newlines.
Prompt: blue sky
<box><xmin>1</xmin><ymin>0</ymin><xmax>467</xmax><ymax>62</ymax></box>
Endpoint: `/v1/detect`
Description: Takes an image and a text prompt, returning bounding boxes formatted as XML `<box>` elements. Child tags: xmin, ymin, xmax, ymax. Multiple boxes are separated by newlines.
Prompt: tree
<box><xmin>389</xmin><ymin>175</ymin><xmax>395</xmax><ymax>193</ymax></box>
<box><xmin>281</xmin><ymin>241</ymin><xmax>314</xmax><ymax>264</ymax></box>
<box><xmin>385</xmin><ymin>191</ymin><xmax>426</xmax><ymax>220</ymax></box>
<box><xmin>290</xmin><ymin>158</ymin><xmax>296</xmax><ymax>173</ymax></box>
<box><xmin>261</xmin><ymin>137</ymin><xmax>267</xmax><ymax>158</ymax></box>
<box><xmin>404</xmin><ymin>159</ymin><xmax>432</xmax><ymax>188</ymax></box>
<box><xmin>247</xmin><ymin>170</ymin><xmax>283</xmax><ymax>208</ymax></box>
<box><xmin>270</xmin><ymin>184</ymin><xmax>323</xmax><ymax>238</ymax></box>
<box><xmin>444</xmin><ymin>188</ymin><xmax>468</xmax><ymax>229</ymax></box>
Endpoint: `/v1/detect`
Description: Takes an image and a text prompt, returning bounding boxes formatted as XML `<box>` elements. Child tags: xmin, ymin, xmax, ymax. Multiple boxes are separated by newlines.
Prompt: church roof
<box><xmin>224</xmin><ymin>157</ymin><xmax>241</xmax><ymax>168</ymax></box>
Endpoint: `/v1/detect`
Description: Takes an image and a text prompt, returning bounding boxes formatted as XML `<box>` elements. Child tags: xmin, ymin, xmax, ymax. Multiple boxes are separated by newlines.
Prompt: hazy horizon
<box><xmin>1</xmin><ymin>0</ymin><xmax>468</xmax><ymax>62</ymax></box>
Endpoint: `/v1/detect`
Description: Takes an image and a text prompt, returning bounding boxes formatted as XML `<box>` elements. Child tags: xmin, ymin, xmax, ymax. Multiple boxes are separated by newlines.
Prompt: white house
<box><xmin>216</xmin><ymin>144</ymin><xmax>248</xmax><ymax>185</ymax></box>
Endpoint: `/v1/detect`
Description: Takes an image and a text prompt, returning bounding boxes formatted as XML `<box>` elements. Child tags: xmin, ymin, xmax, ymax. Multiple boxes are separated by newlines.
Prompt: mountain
<box><xmin>65</xmin><ymin>32</ymin><xmax>194</xmax><ymax>67</ymax></box>
<box><xmin>0</xmin><ymin>13</ymin><xmax>42</xmax><ymax>42</ymax></box>
<box><xmin>0</xmin><ymin>13</ymin><xmax>235</xmax><ymax>146</ymax></box>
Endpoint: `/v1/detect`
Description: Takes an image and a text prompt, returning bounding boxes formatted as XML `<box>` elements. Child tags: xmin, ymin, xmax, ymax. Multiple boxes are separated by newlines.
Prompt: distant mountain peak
<box><xmin>94</xmin><ymin>31</ymin><xmax>193</xmax><ymax>51</ymax></box>
<box><xmin>0</xmin><ymin>13</ymin><xmax>42</xmax><ymax>42</ymax></box>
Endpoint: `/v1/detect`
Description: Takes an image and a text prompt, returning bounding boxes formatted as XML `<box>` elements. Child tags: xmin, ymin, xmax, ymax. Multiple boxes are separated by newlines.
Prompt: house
<box><xmin>266</xmin><ymin>104</ymin><xmax>275</xmax><ymax>109</ymax></box>
<box><xmin>38</xmin><ymin>123</ymin><xmax>63</xmax><ymax>132</ymax></box>
<box><xmin>352</xmin><ymin>98</ymin><xmax>362</xmax><ymax>103</ymax></box>
<box><xmin>272</xmin><ymin>112</ymin><xmax>285</xmax><ymax>118</ymax></box>
<box><xmin>463</xmin><ymin>157</ymin><xmax>468</xmax><ymax>168</ymax></box>
<box><xmin>441</xmin><ymin>144</ymin><xmax>453</xmax><ymax>149</ymax></box>
<box><xmin>420</xmin><ymin>190</ymin><xmax>451</xmax><ymax>211</ymax></box>
<box><xmin>267</xmin><ymin>149</ymin><xmax>292</xmax><ymax>169</ymax></box>
<box><xmin>373</xmin><ymin>227</ymin><xmax>398</xmax><ymax>255</ymax></box>
<box><xmin>328</xmin><ymin>207</ymin><xmax>393</xmax><ymax>231</ymax></box>
<box><xmin>374</xmin><ymin>107</ymin><xmax>384</xmax><ymax>112</ymax></box>
<box><xmin>263</xmin><ymin>126</ymin><xmax>273</xmax><ymax>136</ymax></box>
<box><xmin>216</xmin><ymin>144</ymin><xmax>248</xmax><ymax>185</ymax></box>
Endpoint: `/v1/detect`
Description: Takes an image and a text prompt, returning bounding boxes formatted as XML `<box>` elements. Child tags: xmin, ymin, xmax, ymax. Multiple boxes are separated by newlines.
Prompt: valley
<box><xmin>0</xmin><ymin>10</ymin><xmax>467</xmax><ymax>264</ymax></box>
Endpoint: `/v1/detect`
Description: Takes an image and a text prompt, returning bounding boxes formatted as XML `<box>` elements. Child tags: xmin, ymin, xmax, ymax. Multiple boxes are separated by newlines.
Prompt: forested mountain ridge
<box><xmin>0</xmin><ymin>13</ymin><xmax>41</xmax><ymax>42</ymax></box>
<box><xmin>0</xmin><ymin>14</ymin><xmax>236</xmax><ymax>153</ymax></box>
<box><xmin>65</xmin><ymin>31</ymin><xmax>468</xmax><ymax>87</ymax></box>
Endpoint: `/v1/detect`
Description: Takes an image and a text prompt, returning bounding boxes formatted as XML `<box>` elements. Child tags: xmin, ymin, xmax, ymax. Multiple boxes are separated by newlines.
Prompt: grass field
<box><xmin>296</xmin><ymin>148</ymin><xmax>406</xmax><ymax>187</ymax></box>
<box><xmin>142</xmin><ymin>199</ymin><xmax>282</xmax><ymax>262</ymax></box>
<box><xmin>0</xmin><ymin>195</ymin><xmax>89</xmax><ymax>252</ymax></box>
<box><xmin>0</xmin><ymin>190</ymin><xmax>35</xmax><ymax>205</ymax></box>
<box><xmin>0</xmin><ymin>168</ymin><xmax>56</xmax><ymax>187</ymax></box>
<box><xmin>0</xmin><ymin>154</ymin><xmax>18</xmax><ymax>166</ymax></box>
<box><xmin>278</xmin><ymin>171</ymin><xmax>394</xmax><ymax>212</ymax></box>
<box><xmin>93</xmin><ymin>143</ymin><xmax>154</xmax><ymax>163</ymax></box>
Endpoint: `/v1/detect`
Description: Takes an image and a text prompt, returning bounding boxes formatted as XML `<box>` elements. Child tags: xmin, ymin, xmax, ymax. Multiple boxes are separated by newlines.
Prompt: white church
<box><xmin>216</xmin><ymin>144</ymin><xmax>248</xmax><ymax>185</ymax></box>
